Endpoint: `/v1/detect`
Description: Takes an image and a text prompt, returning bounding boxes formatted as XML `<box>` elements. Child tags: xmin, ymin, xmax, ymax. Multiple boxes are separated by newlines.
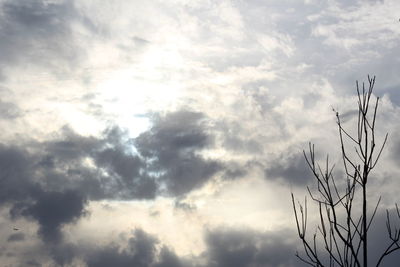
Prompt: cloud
<box><xmin>135</xmin><ymin>110</ymin><xmax>222</xmax><ymax>196</ymax></box>
<box><xmin>70</xmin><ymin>227</ymin><xmax>300</xmax><ymax>267</ymax></box>
<box><xmin>36</xmin><ymin>110</ymin><xmax>221</xmax><ymax>201</ymax></box>
<box><xmin>216</xmin><ymin>120</ymin><xmax>263</xmax><ymax>154</ymax></box>
<box><xmin>7</xmin><ymin>232</ymin><xmax>25</xmax><ymax>242</ymax></box>
<box><xmin>265</xmin><ymin>151</ymin><xmax>312</xmax><ymax>186</ymax></box>
<box><xmin>204</xmin><ymin>228</ymin><xmax>299</xmax><ymax>267</ymax></box>
<box><xmin>0</xmin><ymin>109</ymin><xmax>226</xmax><ymax>249</ymax></box>
<box><xmin>85</xmin><ymin>229</ymin><xmax>184</xmax><ymax>267</ymax></box>
<box><xmin>0</xmin><ymin>144</ymin><xmax>36</xmax><ymax>203</ymax></box>
<box><xmin>293</xmin><ymin>207</ymin><xmax>400</xmax><ymax>266</ymax></box>
<box><xmin>0</xmin><ymin>0</ymin><xmax>399</xmax><ymax>266</ymax></box>
<box><xmin>0</xmin><ymin>0</ymin><xmax>90</xmax><ymax>76</ymax></box>
<box><xmin>49</xmin><ymin>242</ymin><xmax>82</xmax><ymax>266</ymax></box>
<box><xmin>25</xmin><ymin>260</ymin><xmax>41</xmax><ymax>266</ymax></box>
<box><xmin>1</xmin><ymin>109</ymin><xmax>223</xmax><ymax>203</ymax></box>
<box><xmin>0</xmin><ymin>100</ymin><xmax>21</xmax><ymax>119</ymax></box>
<box><xmin>367</xmin><ymin>208</ymin><xmax>400</xmax><ymax>266</ymax></box>
<box><xmin>91</xmin><ymin>127</ymin><xmax>157</xmax><ymax>200</ymax></box>
<box><xmin>22</xmin><ymin>190</ymin><xmax>87</xmax><ymax>243</ymax></box>
<box><xmin>153</xmin><ymin>247</ymin><xmax>184</xmax><ymax>267</ymax></box>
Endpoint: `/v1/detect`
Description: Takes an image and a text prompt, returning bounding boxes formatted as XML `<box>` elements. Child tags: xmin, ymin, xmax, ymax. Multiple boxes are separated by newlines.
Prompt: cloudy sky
<box><xmin>0</xmin><ymin>0</ymin><xmax>400</xmax><ymax>266</ymax></box>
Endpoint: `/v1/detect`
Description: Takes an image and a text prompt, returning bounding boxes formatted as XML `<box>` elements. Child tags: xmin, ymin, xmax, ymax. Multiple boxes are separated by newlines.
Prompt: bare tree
<box><xmin>292</xmin><ymin>76</ymin><xmax>400</xmax><ymax>267</ymax></box>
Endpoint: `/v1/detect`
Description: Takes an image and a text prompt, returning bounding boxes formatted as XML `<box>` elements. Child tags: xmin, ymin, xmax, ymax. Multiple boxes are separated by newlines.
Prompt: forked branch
<box><xmin>292</xmin><ymin>76</ymin><xmax>396</xmax><ymax>267</ymax></box>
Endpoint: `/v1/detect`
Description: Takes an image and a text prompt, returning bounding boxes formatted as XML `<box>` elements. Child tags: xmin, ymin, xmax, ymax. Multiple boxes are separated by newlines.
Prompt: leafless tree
<box><xmin>292</xmin><ymin>76</ymin><xmax>400</xmax><ymax>266</ymax></box>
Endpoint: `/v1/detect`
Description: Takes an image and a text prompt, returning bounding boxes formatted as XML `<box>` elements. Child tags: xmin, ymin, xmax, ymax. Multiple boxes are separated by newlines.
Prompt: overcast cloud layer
<box><xmin>0</xmin><ymin>0</ymin><xmax>399</xmax><ymax>266</ymax></box>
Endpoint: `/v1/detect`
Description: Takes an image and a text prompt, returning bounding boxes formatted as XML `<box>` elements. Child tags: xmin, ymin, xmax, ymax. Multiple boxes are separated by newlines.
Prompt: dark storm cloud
<box><xmin>37</xmin><ymin>126</ymin><xmax>156</xmax><ymax>200</ymax></box>
<box><xmin>204</xmin><ymin>228</ymin><xmax>300</xmax><ymax>267</ymax></box>
<box><xmin>38</xmin><ymin>110</ymin><xmax>221</xmax><ymax>199</ymax></box>
<box><xmin>0</xmin><ymin>144</ymin><xmax>35</xmax><ymax>202</ymax></box>
<box><xmin>86</xmin><ymin>229</ymin><xmax>184</xmax><ymax>267</ymax></box>
<box><xmin>0</xmin><ymin>131</ymin><xmax>125</xmax><ymax>244</ymax></box>
<box><xmin>153</xmin><ymin>247</ymin><xmax>183</xmax><ymax>267</ymax></box>
<box><xmin>135</xmin><ymin>110</ymin><xmax>222</xmax><ymax>196</ymax></box>
<box><xmin>0</xmin><ymin>110</ymin><xmax>224</xmax><ymax>247</ymax></box>
<box><xmin>7</xmin><ymin>191</ymin><xmax>88</xmax><ymax>244</ymax></box>
<box><xmin>87</xmin><ymin>229</ymin><xmax>157</xmax><ymax>267</ymax></box>
<box><xmin>23</xmin><ymin>190</ymin><xmax>87</xmax><ymax>243</ymax></box>
<box><xmin>83</xmin><ymin>227</ymin><xmax>301</xmax><ymax>267</ymax></box>
<box><xmin>136</xmin><ymin>111</ymin><xmax>210</xmax><ymax>155</ymax></box>
<box><xmin>28</xmin><ymin>110</ymin><xmax>220</xmax><ymax>201</ymax></box>
<box><xmin>49</xmin><ymin>242</ymin><xmax>81</xmax><ymax>266</ymax></box>
<box><xmin>265</xmin><ymin>152</ymin><xmax>312</xmax><ymax>186</ymax></box>
<box><xmin>0</xmin><ymin>145</ymin><xmax>84</xmax><ymax>244</ymax></box>
<box><xmin>94</xmin><ymin>147</ymin><xmax>157</xmax><ymax>199</ymax></box>
<box><xmin>4</xmin><ymin>220</ymin><xmax>341</xmax><ymax>267</ymax></box>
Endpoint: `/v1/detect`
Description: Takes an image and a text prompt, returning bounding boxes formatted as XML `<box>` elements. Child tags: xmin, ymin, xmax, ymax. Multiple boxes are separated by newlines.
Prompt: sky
<box><xmin>0</xmin><ymin>0</ymin><xmax>399</xmax><ymax>266</ymax></box>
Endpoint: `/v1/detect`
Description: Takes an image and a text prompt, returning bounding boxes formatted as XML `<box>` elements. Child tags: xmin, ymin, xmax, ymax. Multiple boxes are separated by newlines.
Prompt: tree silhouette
<box><xmin>292</xmin><ymin>76</ymin><xmax>400</xmax><ymax>266</ymax></box>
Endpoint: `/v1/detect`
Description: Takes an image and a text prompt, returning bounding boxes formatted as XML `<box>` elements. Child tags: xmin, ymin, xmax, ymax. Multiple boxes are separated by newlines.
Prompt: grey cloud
<box><xmin>132</xmin><ymin>36</ymin><xmax>150</xmax><ymax>46</ymax></box>
<box><xmin>22</xmin><ymin>190</ymin><xmax>87</xmax><ymax>243</ymax></box>
<box><xmin>174</xmin><ymin>198</ymin><xmax>196</xmax><ymax>212</ymax></box>
<box><xmin>85</xmin><ymin>229</ymin><xmax>184</xmax><ymax>267</ymax></box>
<box><xmin>0</xmin><ymin>100</ymin><xmax>21</xmax><ymax>119</ymax></box>
<box><xmin>23</xmin><ymin>110</ymin><xmax>221</xmax><ymax>202</ymax></box>
<box><xmin>7</xmin><ymin>232</ymin><xmax>25</xmax><ymax>242</ymax></box>
<box><xmin>332</xmin><ymin>59</ymin><xmax>400</xmax><ymax>106</ymax></box>
<box><xmin>94</xmin><ymin>147</ymin><xmax>156</xmax><ymax>199</ymax></box>
<box><xmin>383</xmin><ymin>83</ymin><xmax>400</xmax><ymax>107</ymax></box>
<box><xmin>204</xmin><ymin>228</ymin><xmax>301</xmax><ymax>267</ymax></box>
<box><xmin>367</xmin><ymin>208</ymin><xmax>400</xmax><ymax>266</ymax></box>
<box><xmin>294</xmin><ymin>208</ymin><xmax>400</xmax><ymax>266</ymax></box>
<box><xmin>44</xmin><ymin>110</ymin><xmax>221</xmax><ymax>199</ymax></box>
<box><xmin>37</xmin><ymin>126</ymin><xmax>156</xmax><ymax>200</ymax></box>
<box><xmin>221</xmin><ymin>160</ymin><xmax>257</xmax><ymax>180</ymax></box>
<box><xmin>265</xmin><ymin>152</ymin><xmax>312</xmax><ymax>186</ymax></box>
<box><xmin>118</xmin><ymin>36</ymin><xmax>150</xmax><ymax>52</ymax></box>
<box><xmin>25</xmin><ymin>260</ymin><xmax>41</xmax><ymax>266</ymax></box>
<box><xmin>43</xmin><ymin>126</ymin><xmax>101</xmax><ymax>162</ymax></box>
<box><xmin>0</xmin><ymin>145</ymin><xmax>39</xmax><ymax>203</ymax></box>
<box><xmin>217</xmin><ymin>120</ymin><xmax>263</xmax><ymax>154</ymax></box>
<box><xmin>3</xmin><ymin>225</ymin><xmax>307</xmax><ymax>267</ymax></box>
<box><xmin>136</xmin><ymin>111</ymin><xmax>210</xmax><ymax>156</ymax></box>
<box><xmin>49</xmin><ymin>242</ymin><xmax>80</xmax><ymax>266</ymax></box>
<box><xmin>135</xmin><ymin>110</ymin><xmax>222</xmax><ymax>196</ymax></box>
<box><xmin>2</xmin><ymin>0</ymin><xmax>70</xmax><ymax>32</ymax></box>
<box><xmin>0</xmin><ymin>110</ymin><xmax>224</xmax><ymax>247</ymax></box>
<box><xmin>83</xmin><ymin>227</ymin><xmax>301</xmax><ymax>267</ymax></box>
<box><xmin>0</xmin><ymin>143</ymin><xmax>91</xmax><ymax>244</ymax></box>
<box><xmin>302</xmin><ymin>92</ymin><xmax>322</xmax><ymax>110</ymax></box>
<box><xmin>0</xmin><ymin>0</ymin><xmax>92</xmax><ymax>76</ymax></box>
<box><xmin>153</xmin><ymin>247</ymin><xmax>183</xmax><ymax>267</ymax></box>
<box><xmin>337</xmin><ymin>109</ymin><xmax>359</xmax><ymax>123</ymax></box>
<box><xmin>230</xmin><ymin>0</ymin><xmax>400</xmax><ymax>109</ymax></box>
<box><xmin>163</xmin><ymin>157</ymin><xmax>220</xmax><ymax>196</ymax></box>
<box><xmin>366</xmin><ymin>54</ymin><xmax>400</xmax><ymax>106</ymax></box>
<box><xmin>389</xmin><ymin>136</ymin><xmax>400</xmax><ymax>168</ymax></box>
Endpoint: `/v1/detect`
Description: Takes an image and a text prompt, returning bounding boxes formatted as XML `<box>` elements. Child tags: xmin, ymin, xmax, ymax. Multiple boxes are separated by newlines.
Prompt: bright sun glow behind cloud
<box><xmin>94</xmin><ymin>47</ymin><xmax>186</xmax><ymax>137</ymax></box>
